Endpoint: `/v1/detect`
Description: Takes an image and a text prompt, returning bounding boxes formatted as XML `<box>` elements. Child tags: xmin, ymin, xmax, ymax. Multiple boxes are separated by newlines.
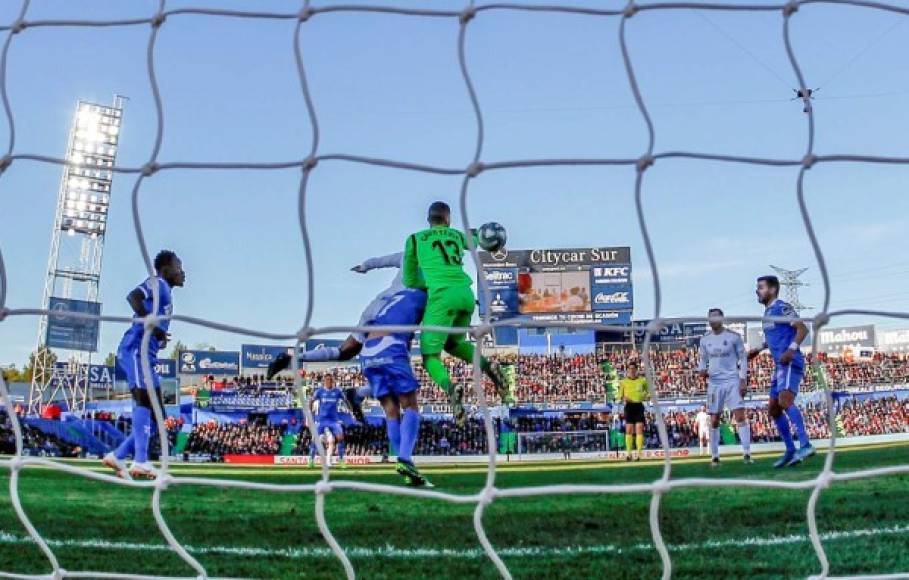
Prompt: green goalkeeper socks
<box><xmin>423</xmin><ymin>355</ymin><xmax>452</xmax><ymax>394</ymax></box>
<box><xmin>425</xmin><ymin>343</ymin><xmax>494</xmax><ymax>396</ymax></box>
<box><xmin>446</xmin><ymin>341</ymin><xmax>492</xmax><ymax>374</ymax></box>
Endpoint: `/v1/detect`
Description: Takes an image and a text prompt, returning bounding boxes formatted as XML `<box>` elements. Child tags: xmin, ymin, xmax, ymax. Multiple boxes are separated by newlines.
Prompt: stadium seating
<box><xmin>0</xmin><ymin>410</ymin><xmax>85</xmax><ymax>457</ymax></box>
<box><xmin>284</xmin><ymin>349</ymin><xmax>909</xmax><ymax>404</ymax></box>
<box><xmin>184</xmin><ymin>422</ymin><xmax>286</xmax><ymax>461</ymax></box>
<box><xmin>159</xmin><ymin>397</ymin><xmax>909</xmax><ymax>459</ymax></box>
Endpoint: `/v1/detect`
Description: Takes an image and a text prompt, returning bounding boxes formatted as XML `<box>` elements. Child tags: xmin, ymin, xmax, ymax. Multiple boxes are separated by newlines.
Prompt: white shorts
<box><xmin>707</xmin><ymin>379</ymin><xmax>744</xmax><ymax>415</ymax></box>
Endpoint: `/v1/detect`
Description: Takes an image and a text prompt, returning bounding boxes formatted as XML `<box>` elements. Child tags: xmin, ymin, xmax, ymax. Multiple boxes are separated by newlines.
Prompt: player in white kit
<box><xmin>266</xmin><ymin>252</ymin><xmax>407</xmax><ymax>420</ymax></box>
<box><xmin>697</xmin><ymin>308</ymin><xmax>753</xmax><ymax>465</ymax></box>
<box><xmin>694</xmin><ymin>406</ymin><xmax>710</xmax><ymax>456</ymax></box>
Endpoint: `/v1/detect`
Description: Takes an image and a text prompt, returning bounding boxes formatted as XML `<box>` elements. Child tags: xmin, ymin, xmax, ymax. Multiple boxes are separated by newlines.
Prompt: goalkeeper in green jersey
<box><xmin>402</xmin><ymin>201</ymin><xmax>509</xmax><ymax>426</ymax></box>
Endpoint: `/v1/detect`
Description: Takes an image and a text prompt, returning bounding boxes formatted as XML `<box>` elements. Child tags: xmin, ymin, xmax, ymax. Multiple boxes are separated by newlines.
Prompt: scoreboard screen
<box><xmin>478</xmin><ymin>247</ymin><xmax>633</xmax><ymax>325</ymax></box>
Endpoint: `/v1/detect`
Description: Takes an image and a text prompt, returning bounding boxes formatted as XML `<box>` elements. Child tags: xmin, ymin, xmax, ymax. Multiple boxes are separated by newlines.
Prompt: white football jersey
<box><xmin>695</xmin><ymin>411</ymin><xmax>711</xmax><ymax>433</ymax></box>
<box><xmin>698</xmin><ymin>329</ymin><xmax>747</xmax><ymax>382</ymax></box>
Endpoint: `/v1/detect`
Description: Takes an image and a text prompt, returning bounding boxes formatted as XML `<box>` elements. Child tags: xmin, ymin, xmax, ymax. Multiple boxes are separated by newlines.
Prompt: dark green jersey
<box><xmin>402</xmin><ymin>225</ymin><xmax>474</xmax><ymax>290</ymax></box>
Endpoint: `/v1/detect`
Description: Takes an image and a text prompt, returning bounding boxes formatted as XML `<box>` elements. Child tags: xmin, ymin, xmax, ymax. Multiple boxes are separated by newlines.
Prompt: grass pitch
<box><xmin>0</xmin><ymin>442</ymin><xmax>907</xmax><ymax>579</ymax></box>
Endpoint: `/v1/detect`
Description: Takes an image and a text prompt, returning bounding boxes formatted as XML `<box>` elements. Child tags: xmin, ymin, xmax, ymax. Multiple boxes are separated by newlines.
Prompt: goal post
<box><xmin>517</xmin><ymin>430</ymin><xmax>611</xmax><ymax>458</ymax></box>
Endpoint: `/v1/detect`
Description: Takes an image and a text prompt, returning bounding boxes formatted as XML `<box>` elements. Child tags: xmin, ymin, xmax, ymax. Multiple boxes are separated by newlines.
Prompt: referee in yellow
<box><xmin>616</xmin><ymin>361</ymin><xmax>649</xmax><ymax>461</ymax></box>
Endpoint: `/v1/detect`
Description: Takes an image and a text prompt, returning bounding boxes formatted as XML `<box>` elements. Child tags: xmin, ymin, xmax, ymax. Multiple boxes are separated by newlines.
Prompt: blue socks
<box><xmin>133</xmin><ymin>406</ymin><xmax>152</xmax><ymax>464</ymax></box>
<box><xmin>309</xmin><ymin>442</ymin><xmax>317</xmax><ymax>460</ymax></box>
<box><xmin>786</xmin><ymin>406</ymin><xmax>810</xmax><ymax>447</ymax></box>
<box><xmin>337</xmin><ymin>441</ymin><xmax>345</xmax><ymax>461</ymax></box>
<box><xmin>386</xmin><ymin>418</ymin><xmax>401</xmax><ymax>456</ymax></box>
<box><xmin>774</xmin><ymin>412</ymin><xmax>795</xmax><ymax>454</ymax></box>
<box><xmin>399</xmin><ymin>409</ymin><xmax>420</xmax><ymax>463</ymax></box>
<box><xmin>113</xmin><ymin>434</ymin><xmax>134</xmax><ymax>461</ymax></box>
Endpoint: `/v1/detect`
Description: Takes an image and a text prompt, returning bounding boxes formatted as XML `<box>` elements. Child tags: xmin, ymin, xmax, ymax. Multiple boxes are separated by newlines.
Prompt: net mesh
<box><xmin>0</xmin><ymin>1</ymin><xmax>908</xmax><ymax>579</ymax></box>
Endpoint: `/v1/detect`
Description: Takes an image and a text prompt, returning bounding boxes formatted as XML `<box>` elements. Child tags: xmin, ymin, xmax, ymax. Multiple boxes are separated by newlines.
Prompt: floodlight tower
<box><xmin>29</xmin><ymin>96</ymin><xmax>125</xmax><ymax>414</ymax></box>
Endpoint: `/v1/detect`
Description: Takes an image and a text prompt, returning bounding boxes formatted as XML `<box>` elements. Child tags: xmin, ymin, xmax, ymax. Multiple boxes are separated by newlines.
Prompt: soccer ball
<box><xmin>478</xmin><ymin>222</ymin><xmax>507</xmax><ymax>252</ymax></box>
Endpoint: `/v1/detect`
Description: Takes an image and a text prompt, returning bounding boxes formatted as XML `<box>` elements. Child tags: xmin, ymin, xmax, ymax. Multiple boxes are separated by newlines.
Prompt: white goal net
<box><xmin>1</xmin><ymin>1</ymin><xmax>908</xmax><ymax>579</ymax></box>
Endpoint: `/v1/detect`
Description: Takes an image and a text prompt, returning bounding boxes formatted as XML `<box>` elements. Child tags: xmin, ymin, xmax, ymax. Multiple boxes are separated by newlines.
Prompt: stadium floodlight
<box><xmin>31</xmin><ymin>95</ymin><xmax>126</xmax><ymax>417</ymax></box>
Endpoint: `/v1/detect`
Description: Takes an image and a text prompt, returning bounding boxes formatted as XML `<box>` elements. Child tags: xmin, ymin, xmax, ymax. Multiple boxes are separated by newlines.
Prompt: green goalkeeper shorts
<box><xmin>420</xmin><ymin>285</ymin><xmax>475</xmax><ymax>355</ymax></box>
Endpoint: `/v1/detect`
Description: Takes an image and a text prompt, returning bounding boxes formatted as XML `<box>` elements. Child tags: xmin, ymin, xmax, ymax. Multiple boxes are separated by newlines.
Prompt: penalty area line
<box><xmin>0</xmin><ymin>524</ymin><xmax>906</xmax><ymax>560</ymax></box>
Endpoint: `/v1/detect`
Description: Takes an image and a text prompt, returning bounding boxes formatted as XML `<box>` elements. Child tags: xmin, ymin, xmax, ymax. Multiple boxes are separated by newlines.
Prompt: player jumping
<box><xmin>402</xmin><ymin>201</ymin><xmax>509</xmax><ymax>426</ymax></box>
<box><xmin>749</xmin><ymin>275</ymin><xmax>816</xmax><ymax>468</ymax></box>
<box><xmin>359</xmin><ymin>284</ymin><xmax>432</xmax><ymax>486</ymax></box>
<box><xmin>616</xmin><ymin>362</ymin><xmax>648</xmax><ymax>461</ymax></box>
<box><xmin>697</xmin><ymin>308</ymin><xmax>752</xmax><ymax>465</ymax></box>
<box><xmin>266</xmin><ymin>251</ymin><xmax>409</xmax><ymax>422</ymax></box>
<box><xmin>309</xmin><ymin>374</ymin><xmax>346</xmax><ymax>467</ymax></box>
<box><xmin>103</xmin><ymin>250</ymin><xmax>185</xmax><ymax>480</ymax></box>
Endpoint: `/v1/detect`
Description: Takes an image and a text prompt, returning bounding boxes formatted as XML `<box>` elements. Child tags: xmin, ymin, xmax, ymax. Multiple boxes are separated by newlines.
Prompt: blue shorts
<box><xmin>363</xmin><ymin>361</ymin><xmax>419</xmax><ymax>400</ymax></box>
<box><xmin>770</xmin><ymin>364</ymin><xmax>803</xmax><ymax>399</ymax></box>
<box><xmin>117</xmin><ymin>346</ymin><xmax>160</xmax><ymax>390</ymax></box>
<box><xmin>317</xmin><ymin>420</ymin><xmax>343</xmax><ymax>438</ymax></box>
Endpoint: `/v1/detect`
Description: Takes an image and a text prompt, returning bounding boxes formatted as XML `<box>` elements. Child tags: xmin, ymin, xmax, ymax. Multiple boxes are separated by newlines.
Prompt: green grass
<box><xmin>0</xmin><ymin>442</ymin><xmax>907</xmax><ymax>579</ymax></box>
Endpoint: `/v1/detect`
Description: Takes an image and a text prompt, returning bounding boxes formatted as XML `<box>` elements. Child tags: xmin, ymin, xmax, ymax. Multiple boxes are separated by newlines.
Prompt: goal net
<box><xmin>1</xmin><ymin>1</ymin><xmax>908</xmax><ymax>579</ymax></box>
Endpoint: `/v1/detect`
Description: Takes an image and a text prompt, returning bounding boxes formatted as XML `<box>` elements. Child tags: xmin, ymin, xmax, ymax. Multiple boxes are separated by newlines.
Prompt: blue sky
<box><xmin>1</xmin><ymin>0</ymin><xmax>908</xmax><ymax>364</ymax></box>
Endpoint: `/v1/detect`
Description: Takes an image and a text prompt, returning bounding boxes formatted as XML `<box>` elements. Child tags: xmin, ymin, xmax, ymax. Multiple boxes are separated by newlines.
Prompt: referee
<box><xmin>617</xmin><ymin>362</ymin><xmax>649</xmax><ymax>461</ymax></box>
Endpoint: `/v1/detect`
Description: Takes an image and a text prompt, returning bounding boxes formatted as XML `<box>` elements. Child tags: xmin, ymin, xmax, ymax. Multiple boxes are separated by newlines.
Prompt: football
<box><xmin>478</xmin><ymin>221</ymin><xmax>507</xmax><ymax>252</ymax></box>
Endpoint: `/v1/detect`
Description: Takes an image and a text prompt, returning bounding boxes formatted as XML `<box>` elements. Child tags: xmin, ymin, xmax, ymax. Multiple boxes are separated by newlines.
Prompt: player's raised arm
<box><xmin>401</xmin><ymin>234</ymin><xmax>425</xmax><ymax>290</ymax></box>
<box><xmin>352</xmin><ymin>251</ymin><xmax>403</xmax><ymax>274</ymax></box>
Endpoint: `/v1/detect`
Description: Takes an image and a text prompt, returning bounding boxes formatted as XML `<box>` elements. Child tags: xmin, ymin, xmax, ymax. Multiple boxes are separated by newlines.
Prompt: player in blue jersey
<box><xmin>748</xmin><ymin>275</ymin><xmax>816</xmax><ymax>468</ymax></box>
<box><xmin>360</xmin><ymin>286</ymin><xmax>431</xmax><ymax>486</ymax></box>
<box><xmin>103</xmin><ymin>250</ymin><xmax>185</xmax><ymax>480</ymax></box>
<box><xmin>309</xmin><ymin>374</ymin><xmax>347</xmax><ymax>467</ymax></box>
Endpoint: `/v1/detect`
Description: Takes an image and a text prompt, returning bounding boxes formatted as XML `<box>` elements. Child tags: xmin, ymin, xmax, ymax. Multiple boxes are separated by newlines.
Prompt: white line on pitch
<box><xmin>0</xmin><ymin>524</ymin><xmax>907</xmax><ymax>560</ymax></box>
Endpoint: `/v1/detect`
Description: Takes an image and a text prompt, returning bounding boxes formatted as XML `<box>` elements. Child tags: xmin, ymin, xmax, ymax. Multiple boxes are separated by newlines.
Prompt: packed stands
<box><xmin>175</xmin><ymin>396</ymin><xmax>907</xmax><ymax>459</ymax></box>
<box><xmin>185</xmin><ymin>421</ymin><xmax>286</xmax><ymax>460</ymax></box>
<box><xmin>0</xmin><ymin>410</ymin><xmax>84</xmax><ymax>457</ymax></box>
<box><xmin>276</xmin><ymin>349</ymin><xmax>909</xmax><ymax>403</ymax></box>
<box><xmin>5</xmin><ymin>349</ymin><xmax>906</xmax><ymax>461</ymax></box>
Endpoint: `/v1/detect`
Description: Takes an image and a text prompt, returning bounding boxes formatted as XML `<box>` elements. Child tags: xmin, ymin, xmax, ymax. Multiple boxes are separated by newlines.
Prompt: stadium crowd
<box><xmin>174</xmin><ymin>396</ymin><xmax>907</xmax><ymax>459</ymax></box>
<box><xmin>0</xmin><ymin>410</ymin><xmax>83</xmax><ymax>457</ymax></box>
<box><xmin>3</xmin><ymin>396</ymin><xmax>905</xmax><ymax>460</ymax></box>
<box><xmin>293</xmin><ymin>419</ymin><xmax>492</xmax><ymax>457</ymax></box>
<box><xmin>184</xmin><ymin>421</ymin><xmax>286</xmax><ymax>460</ymax></box>
<box><xmin>4</xmin><ymin>348</ymin><xmax>906</xmax><ymax>461</ymax></box>
<box><xmin>279</xmin><ymin>349</ymin><xmax>909</xmax><ymax>404</ymax></box>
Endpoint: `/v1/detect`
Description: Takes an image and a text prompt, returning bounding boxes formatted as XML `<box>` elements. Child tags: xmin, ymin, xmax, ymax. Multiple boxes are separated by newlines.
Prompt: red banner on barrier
<box><xmin>223</xmin><ymin>455</ymin><xmax>274</xmax><ymax>464</ymax></box>
<box><xmin>223</xmin><ymin>455</ymin><xmax>375</xmax><ymax>466</ymax></box>
<box><xmin>605</xmin><ymin>449</ymin><xmax>690</xmax><ymax>460</ymax></box>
